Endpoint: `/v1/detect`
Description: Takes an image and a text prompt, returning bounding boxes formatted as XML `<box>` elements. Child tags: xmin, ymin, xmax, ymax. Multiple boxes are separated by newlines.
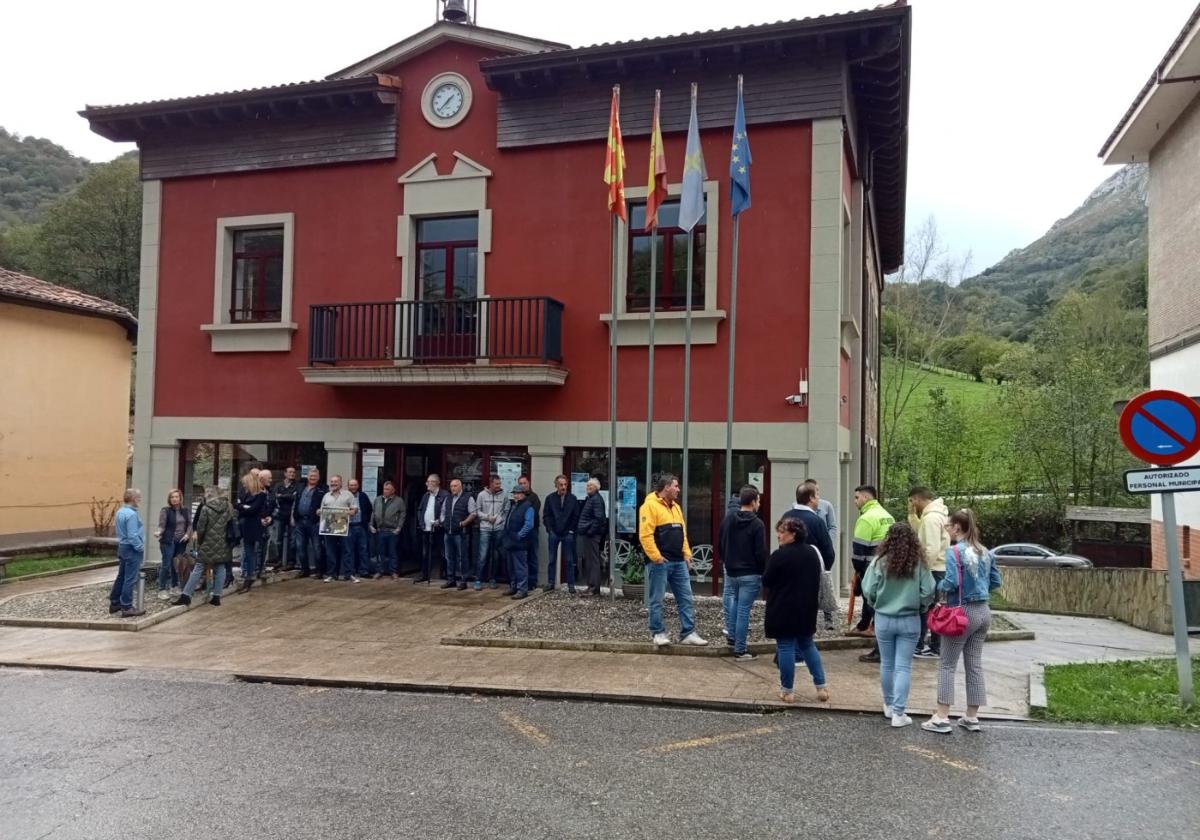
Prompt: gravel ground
<box><xmin>0</xmin><ymin>575</ymin><xmax>184</xmax><ymax>621</ymax></box>
<box><xmin>463</xmin><ymin>589</ymin><xmax>851</xmax><ymax>642</ymax></box>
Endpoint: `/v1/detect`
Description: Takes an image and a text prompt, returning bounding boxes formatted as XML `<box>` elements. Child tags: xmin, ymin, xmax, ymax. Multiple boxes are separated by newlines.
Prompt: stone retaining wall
<box><xmin>999</xmin><ymin>567</ymin><xmax>1174</xmax><ymax>634</ymax></box>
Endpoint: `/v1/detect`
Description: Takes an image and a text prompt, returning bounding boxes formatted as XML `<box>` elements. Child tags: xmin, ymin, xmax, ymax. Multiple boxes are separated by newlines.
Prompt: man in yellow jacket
<box><xmin>908</xmin><ymin>486</ymin><xmax>950</xmax><ymax>658</ymax></box>
<box><xmin>639</xmin><ymin>474</ymin><xmax>708</xmax><ymax>647</ymax></box>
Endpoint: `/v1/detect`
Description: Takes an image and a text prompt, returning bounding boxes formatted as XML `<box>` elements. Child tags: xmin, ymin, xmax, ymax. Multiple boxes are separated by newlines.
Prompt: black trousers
<box><xmin>420</xmin><ymin>530</ymin><xmax>445</xmax><ymax>580</ymax></box>
<box><xmin>852</xmin><ymin>558</ymin><xmax>875</xmax><ymax>630</ymax></box>
<box><xmin>917</xmin><ymin>569</ymin><xmax>947</xmax><ymax>652</ymax></box>
<box><xmin>581</xmin><ymin>534</ymin><xmax>604</xmax><ymax>593</ymax></box>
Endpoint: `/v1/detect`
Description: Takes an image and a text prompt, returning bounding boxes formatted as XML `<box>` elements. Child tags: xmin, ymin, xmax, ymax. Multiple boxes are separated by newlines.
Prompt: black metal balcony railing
<box><xmin>308</xmin><ymin>296</ymin><xmax>564</xmax><ymax>366</ymax></box>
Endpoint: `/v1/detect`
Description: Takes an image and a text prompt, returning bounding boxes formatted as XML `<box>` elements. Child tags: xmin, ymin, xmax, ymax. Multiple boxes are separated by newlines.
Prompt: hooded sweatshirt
<box><xmin>718</xmin><ymin>509</ymin><xmax>768</xmax><ymax>577</ymax></box>
<box><xmin>908</xmin><ymin>498</ymin><xmax>950</xmax><ymax>572</ymax></box>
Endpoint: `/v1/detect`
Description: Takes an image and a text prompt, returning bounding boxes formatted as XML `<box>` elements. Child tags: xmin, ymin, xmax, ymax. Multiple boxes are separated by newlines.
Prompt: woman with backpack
<box><xmin>862</xmin><ymin>522</ymin><xmax>936</xmax><ymax>728</ymax></box>
<box><xmin>922</xmin><ymin>508</ymin><xmax>1003</xmax><ymax>734</ymax></box>
<box><xmin>173</xmin><ymin>487</ymin><xmax>235</xmax><ymax>606</ymax></box>
<box><xmin>762</xmin><ymin>516</ymin><xmax>830</xmax><ymax>704</ymax></box>
<box><xmin>154</xmin><ymin>489</ymin><xmax>192</xmax><ymax>600</ymax></box>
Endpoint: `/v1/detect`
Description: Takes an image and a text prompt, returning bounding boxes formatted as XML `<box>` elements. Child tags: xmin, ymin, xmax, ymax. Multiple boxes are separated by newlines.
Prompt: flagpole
<box><xmin>607</xmin><ymin>85</ymin><xmax>622</xmax><ymax>602</ymax></box>
<box><xmin>681</xmin><ymin>82</ymin><xmax>698</xmax><ymax>521</ymax></box>
<box><xmin>646</xmin><ymin>226</ymin><xmax>657</xmax><ymax>496</ymax></box>
<box><xmin>723</xmin><ymin>75</ymin><xmax>744</xmax><ymax>511</ymax></box>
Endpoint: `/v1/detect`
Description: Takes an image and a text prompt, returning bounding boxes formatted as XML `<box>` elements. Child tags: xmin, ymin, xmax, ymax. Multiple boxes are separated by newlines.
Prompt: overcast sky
<box><xmin>3</xmin><ymin>0</ymin><xmax>1193</xmax><ymax>273</ymax></box>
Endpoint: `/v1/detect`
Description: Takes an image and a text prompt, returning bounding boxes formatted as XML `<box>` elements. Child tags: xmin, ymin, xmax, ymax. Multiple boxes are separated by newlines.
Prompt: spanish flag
<box><xmin>645</xmin><ymin>89</ymin><xmax>668</xmax><ymax>231</ymax></box>
<box><xmin>603</xmin><ymin>86</ymin><xmax>627</xmax><ymax>222</ymax></box>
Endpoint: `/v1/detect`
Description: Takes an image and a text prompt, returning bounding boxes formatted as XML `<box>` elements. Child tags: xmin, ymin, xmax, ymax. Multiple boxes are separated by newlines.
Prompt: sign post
<box><xmin>1118</xmin><ymin>389</ymin><xmax>1200</xmax><ymax>706</ymax></box>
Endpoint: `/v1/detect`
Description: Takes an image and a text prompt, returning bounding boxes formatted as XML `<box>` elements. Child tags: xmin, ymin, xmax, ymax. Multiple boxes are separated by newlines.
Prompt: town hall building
<box><xmin>81</xmin><ymin>3</ymin><xmax>910</xmax><ymax>583</ymax></box>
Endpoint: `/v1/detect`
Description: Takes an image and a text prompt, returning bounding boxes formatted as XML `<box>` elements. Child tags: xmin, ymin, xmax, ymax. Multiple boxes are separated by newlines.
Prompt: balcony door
<box><xmin>416</xmin><ymin>215</ymin><xmax>479</xmax><ymax>359</ymax></box>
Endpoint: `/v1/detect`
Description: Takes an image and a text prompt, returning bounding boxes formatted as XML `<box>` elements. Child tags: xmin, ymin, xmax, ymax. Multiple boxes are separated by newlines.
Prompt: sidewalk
<box><xmin>1</xmin><ymin>569</ymin><xmax>1193</xmax><ymax>717</ymax></box>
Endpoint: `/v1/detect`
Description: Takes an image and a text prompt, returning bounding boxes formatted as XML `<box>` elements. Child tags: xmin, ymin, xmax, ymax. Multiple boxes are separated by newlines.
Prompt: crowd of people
<box><xmin>111</xmin><ymin>467</ymin><xmax>1002</xmax><ymax>728</ymax></box>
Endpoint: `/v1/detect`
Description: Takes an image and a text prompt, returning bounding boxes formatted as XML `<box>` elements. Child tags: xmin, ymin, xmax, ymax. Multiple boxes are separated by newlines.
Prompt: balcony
<box><xmin>300</xmin><ymin>296</ymin><xmax>567</xmax><ymax>386</ymax></box>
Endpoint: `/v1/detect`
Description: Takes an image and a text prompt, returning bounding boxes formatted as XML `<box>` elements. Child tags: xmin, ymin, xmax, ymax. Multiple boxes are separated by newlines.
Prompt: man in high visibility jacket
<box><xmin>639</xmin><ymin>473</ymin><xmax>709</xmax><ymax>648</ymax></box>
<box><xmin>851</xmin><ymin>484</ymin><xmax>895</xmax><ymax>663</ymax></box>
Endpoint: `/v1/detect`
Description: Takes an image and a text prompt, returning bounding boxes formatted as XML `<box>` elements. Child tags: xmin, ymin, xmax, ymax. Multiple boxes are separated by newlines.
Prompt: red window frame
<box><xmin>230</xmin><ymin>228</ymin><xmax>284</xmax><ymax>323</ymax></box>
<box><xmin>626</xmin><ymin>199</ymin><xmax>706</xmax><ymax>313</ymax></box>
<box><xmin>416</xmin><ymin>217</ymin><xmax>479</xmax><ymax>301</ymax></box>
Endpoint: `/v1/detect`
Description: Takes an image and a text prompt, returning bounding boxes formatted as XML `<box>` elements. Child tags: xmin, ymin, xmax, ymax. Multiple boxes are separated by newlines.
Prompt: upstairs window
<box><xmin>230</xmin><ymin>228</ymin><xmax>284</xmax><ymax>323</ymax></box>
<box><xmin>627</xmin><ymin>198</ymin><xmax>706</xmax><ymax>312</ymax></box>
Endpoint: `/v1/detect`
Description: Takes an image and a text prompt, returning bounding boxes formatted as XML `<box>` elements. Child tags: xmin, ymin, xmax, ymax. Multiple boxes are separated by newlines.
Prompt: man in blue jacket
<box><xmin>543</xmin><ymin>474</ymin><xmax>581</xmax><ymax>594</ymax></box>
<box><xmin>503</xmin><ymin>486</ymin><xmax>535</xmax><ymax>599</ymax></box>
<box><xmin>290</xmin><ymin>467</ymin><xmax>328</xmax><ymax>579</ymax></box>
<box><xmin>347</xmin><ymin>478</ymin><xmax>374</xmax><ymax>579</ymax></box>
<box><xmin>109</xmin><ymin>488</ymin><xmax>146</xmax><ymax>618</ymax></box>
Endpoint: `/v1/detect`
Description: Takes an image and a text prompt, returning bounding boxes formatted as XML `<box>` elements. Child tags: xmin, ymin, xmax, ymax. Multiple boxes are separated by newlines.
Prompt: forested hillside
<box><xmin>0</xmin><ymin>128</ymin><xmax>91</xmax><ymax>229</ymax></box>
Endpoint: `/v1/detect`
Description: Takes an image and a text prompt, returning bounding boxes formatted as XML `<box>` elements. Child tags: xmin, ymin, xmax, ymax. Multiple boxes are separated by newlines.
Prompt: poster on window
<box><xmin>497</xmin><ymin>462</ymin><xmax>522</xmax><ymax>494</ymax></box>
<box><xmin>570</xmin><ymin>472</ymin><xmax>589</xmax><ymax>501</ymax></box>
<box><xmin>318</xmin><ymin>507</ymin><xmax>351</xmax><ymax>537</ymax></box>
<box><xmin>616</xmin><ymin>476</ymin><xmax>638</xmax><ymax>533</ymax></box>
<box><xmin>361</xmin><ymin>448</ymin><xmax>385</xmax><ymax>498</ymax></box>
<box><xmin>300</xmin><ymin>464</ymin><xmax>316</xmax><ymax>480</ymax></box>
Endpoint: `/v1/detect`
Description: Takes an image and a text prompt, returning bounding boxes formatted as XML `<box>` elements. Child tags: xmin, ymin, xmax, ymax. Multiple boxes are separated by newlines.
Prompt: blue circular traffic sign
<box><xmin>1119</xmin><ymin>390</ymin><xmax>1200</xmax><ymax>466</ymax></box>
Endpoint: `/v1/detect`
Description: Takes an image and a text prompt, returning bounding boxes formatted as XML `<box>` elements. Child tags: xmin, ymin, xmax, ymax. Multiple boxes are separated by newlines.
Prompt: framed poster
<box><xmin>318</xmin><ymin>506</ymin><xmax>351</xmax><ymax>537</ymax></box>
<box><xmin>570</xmin><ymin>471</ymin><xmax>589</xmax><ymax>500</ymax></box>
<box><xmin>497</xmin><ymin>461</ymin><xmax>522</xmax><ymax>494</ymax></box>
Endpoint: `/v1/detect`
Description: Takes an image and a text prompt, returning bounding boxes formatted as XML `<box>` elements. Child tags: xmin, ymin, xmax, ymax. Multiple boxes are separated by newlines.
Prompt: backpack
<box><xmin>225</xmin><ymin>516</ymin><xmax>241</xmax><ymax>548</ymax></box>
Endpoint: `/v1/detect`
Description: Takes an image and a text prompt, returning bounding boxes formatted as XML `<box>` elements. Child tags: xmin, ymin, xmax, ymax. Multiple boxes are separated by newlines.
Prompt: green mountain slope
<box><xmin>0</xmin><ymin>128</ymin><xmax>91</xmax><ymax>229</ymax></box>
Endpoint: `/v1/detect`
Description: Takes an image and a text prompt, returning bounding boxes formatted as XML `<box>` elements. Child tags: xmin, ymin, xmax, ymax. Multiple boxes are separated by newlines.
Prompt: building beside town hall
<box><xmin>0</xmin><ymin>269</ymin><xmax>135</xmax><ymax>547</ymax></box>
<box><xmin>1102</xmin><ymin>2</ymin><xmax>1200</xmax><ymax>579</ymax></box>
<box><xmin>81</xmin><ymin>4</ymin><xmax>910</xmax><ymax>577</ymax></box>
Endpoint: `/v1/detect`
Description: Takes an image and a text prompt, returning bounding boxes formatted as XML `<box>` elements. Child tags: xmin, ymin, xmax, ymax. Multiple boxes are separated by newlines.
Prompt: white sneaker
<box><xmin>679</xmin><ymin>632</ymin><xmax>709</xmax><ymax>646</ymax></box>
<box><xmin>652</xmin><ymin>632</ymin><xmax>671</xmax><ymax>647</ymax></box>
<box><xmin>891</xmin><ymin>713</ymin><xmax>913</xmax><ymax>728</ymax></box>
<box><xmin>958</xmin><ymin>717</ymin><xmax>982</xmax><ymax>732</ymax></box>
<box><xmin>322</xmin><ymin>576</ymin><xmax>333</xmax><ymax>582</ymax></box>
<box><xmin>349</xmin><ymin>576</ymin><xmax>361</xmax><ymax>583</ymax></box>
<box><xmin>883</xmin><ymin>704</ymin><xmax>892</xmax><ymax>720</ymax></box>
<box><xmin>157</xmin><ymin>591</ymin><xmax>171</xmax><ymax>601</ymax></box>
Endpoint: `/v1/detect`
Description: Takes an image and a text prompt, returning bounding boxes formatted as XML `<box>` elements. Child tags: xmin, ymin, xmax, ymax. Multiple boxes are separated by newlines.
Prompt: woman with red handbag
<box><xmin>921</xmin><ymin>508</ymin><xmax>1004</xmax><ymax>734</ymax></box>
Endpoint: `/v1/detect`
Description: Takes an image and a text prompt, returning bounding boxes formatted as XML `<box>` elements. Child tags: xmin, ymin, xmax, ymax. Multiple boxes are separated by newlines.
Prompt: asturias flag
<box><xmin>645</xmin><ymin>90</ymin><xmax>668</xmax><ymax>231</ymax></box>
<box><xmin>604</xmin><ymin>86</ymin><xmax>627</xmax><ymax>222</ymax></box>
<box><xmin>678</xmin><ymin>84</ymin><xmax>707</xmax><ymax>233</ymax></box>
<box><xmin>730</xmin><ymin>78</ymin><xmax>752</xmax><ymax>217</ymax></box>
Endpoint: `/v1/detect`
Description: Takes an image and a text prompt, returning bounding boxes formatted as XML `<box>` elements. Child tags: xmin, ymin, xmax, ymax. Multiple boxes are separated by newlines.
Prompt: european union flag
<box><xmin>730</xmin><ymin>80</ymin><xmax>752</xmax><ymax>217</ymax></box>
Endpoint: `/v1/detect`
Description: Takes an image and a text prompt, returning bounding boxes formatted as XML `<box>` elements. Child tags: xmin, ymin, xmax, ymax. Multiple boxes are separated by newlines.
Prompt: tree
<box><xmin>31</xmin><ymin>156</ymin><xmax>141</xmax><ymax>311</ymax></box>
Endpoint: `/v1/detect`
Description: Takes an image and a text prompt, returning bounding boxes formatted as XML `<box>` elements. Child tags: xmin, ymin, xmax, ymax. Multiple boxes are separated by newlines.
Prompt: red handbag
<box><xmin>927</xmin><ymin>545</ymin><xmax>968</xmax><ymax>637</ymax></box>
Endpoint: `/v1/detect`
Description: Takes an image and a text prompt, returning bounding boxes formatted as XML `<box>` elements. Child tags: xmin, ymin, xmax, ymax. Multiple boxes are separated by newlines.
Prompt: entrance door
<box><xmin>416</xmin><ymin>215</ymin><xmax>479</xmax><ymax>360</ymax></box>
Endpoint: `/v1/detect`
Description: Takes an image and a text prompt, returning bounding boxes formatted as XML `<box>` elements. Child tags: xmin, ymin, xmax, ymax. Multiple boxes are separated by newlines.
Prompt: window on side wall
<box><xmin>203</xmin><ymin>212</ymin><xmax>296</xmax><ymax>352</ymax></box>
<box><xmin>627</xmin><ymin>199</ymin><xmax>706</xmax><ymax>313</ymax></box>
<box><xmin>230</xmin><ymin>228</ymin><xmax>285</xmax><ymax>323</ymax></box>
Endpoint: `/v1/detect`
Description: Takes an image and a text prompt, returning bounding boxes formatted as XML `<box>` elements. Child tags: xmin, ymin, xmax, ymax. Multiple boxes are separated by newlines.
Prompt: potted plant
<box><xmin>620</xmin><ymin>545</ymin><xmax>646</xmax><ymax>599</ymax></box>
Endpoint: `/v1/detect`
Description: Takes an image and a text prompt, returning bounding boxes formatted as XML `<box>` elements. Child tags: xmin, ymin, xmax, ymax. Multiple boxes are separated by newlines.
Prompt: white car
<box><xmin>991</xmin><ymin>543</ymin><xmax>1093</xmax><ymax>569</ymax></box>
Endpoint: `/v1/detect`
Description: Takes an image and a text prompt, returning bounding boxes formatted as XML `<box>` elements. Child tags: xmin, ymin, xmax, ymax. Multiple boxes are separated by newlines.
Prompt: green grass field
<box><xmin>1040</xmin><ymin>657</ymin><xmax>1200</xmax><ymax>727</ymax></box>
<box><xmin>882</xmin><ymin>358</ymin><xmax>1001</xmax><ymax>411</ymax></box>
<box><xmin>2</xmin><ymin>554</ymin><xmax>100</xmax><ymax>581</ymax></box>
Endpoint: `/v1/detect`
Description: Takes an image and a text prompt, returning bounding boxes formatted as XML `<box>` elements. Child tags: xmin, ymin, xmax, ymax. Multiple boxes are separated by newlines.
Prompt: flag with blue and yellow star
<box><xmin>678</xmin><ymin>85</ymin><xmax>707</xmax><ymax>233</ymax></box>
<box><xmin>730</xmin><ymin>80</ymin><xmax>752</xmax><ymax>217</ymax></box>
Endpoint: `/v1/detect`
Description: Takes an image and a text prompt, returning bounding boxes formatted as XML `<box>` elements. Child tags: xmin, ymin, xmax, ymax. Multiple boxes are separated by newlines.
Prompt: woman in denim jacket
<box><xmin>922</xmin><ymin>508</ymin><xmax>1003</xmax><ymax>735</ymax></box>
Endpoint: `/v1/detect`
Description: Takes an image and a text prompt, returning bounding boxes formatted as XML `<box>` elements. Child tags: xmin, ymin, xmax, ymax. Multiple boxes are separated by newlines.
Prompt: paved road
<box><xmin>1</xmin><ymin>667</ymin><xmax>1197</xmax><ymax>840</ymax></box>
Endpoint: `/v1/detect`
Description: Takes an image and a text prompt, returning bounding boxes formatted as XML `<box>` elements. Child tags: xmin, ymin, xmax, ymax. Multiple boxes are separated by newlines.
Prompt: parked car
<box><xmin>991</xmin><ymin>543</ymin><xmax>1094</xmax><ymax>569</ymax></box>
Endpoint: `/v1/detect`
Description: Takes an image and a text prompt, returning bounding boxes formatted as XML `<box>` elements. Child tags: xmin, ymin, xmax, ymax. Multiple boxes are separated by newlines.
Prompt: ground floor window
<box><xmin>563</xmin><ymin>448</ymin><xmax>769</xmax><ymax>551</ymax></box>
<box><xmin>181</xmin><ymin>441</ymin><xmax>327</xmax><ymax>505</ymax></box>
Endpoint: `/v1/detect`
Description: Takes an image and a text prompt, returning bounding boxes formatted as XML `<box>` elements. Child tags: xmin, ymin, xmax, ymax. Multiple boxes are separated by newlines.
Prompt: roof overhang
<box><xmin>80</xmin><ymin>75</ymin><xmax>401</xmax><ymax>143</ymax></box>
<box><xmin>329</xmin><ymin>21</ymin><xmax>568</xmax><ymax>79</ymax></box>
<box><xmin>1101</xmin><ymin>3</ymin><xmax>1200</xmax><ymax>163</ymax></box>
<box><xmin>0</xmin><ymin>289</ymin><xmax>137</xmax><ymax>340</ymax></box>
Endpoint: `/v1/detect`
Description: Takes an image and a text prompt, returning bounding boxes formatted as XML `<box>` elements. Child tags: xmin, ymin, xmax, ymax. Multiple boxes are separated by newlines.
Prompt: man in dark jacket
<box><xmin>543</xmin><ymin>474</ymin><xmax>581</xmax><ymax>594</ymax></box>
<box><xmin>271</xmin><ymin>466</ymin><xmax>301</xmax><ymax>570</ymax></box>
<box><xmin>517</xmin><ymin>475</ymin><xmax>541</xmax><ymax>587</ymax></box>
<box><xmin>290</xmin><ymin>467</ymin><xmax>327</xmax><ymax>578</ymax></box>
<box><xmin>575</xmin><ymin>477</ymin><xmax>607</xmax><ymax>596</ymax></box>
<box><xmin>784</xmin><ymin>485</ymin><xmax>837</xmax><ymax>631</ymax></box>
<box><xmin>718</xmin><ymin>485</ymin><xmax>768</xmax><ymax>659</ymax></box>
<box><xmin>503</xmin><ymin>487</ymin><xmax>535</xmax><ymax>599</ymax></box>
<box><xmin>347</xmin><ymin>478</ymin><xmax>375</xmax><ymax>579</ymax></box>
<box><xmin>415</xmin><ymin>474</ymin><xmax>450</xmax><ymax>584</ymax></box>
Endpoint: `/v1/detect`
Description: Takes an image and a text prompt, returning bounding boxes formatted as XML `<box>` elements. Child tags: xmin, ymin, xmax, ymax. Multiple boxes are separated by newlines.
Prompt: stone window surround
<box><xmin>601</xmin><ymin>179</ymin><xmax>724</xmax><ymax>346</ymax></box>
<box><xmin>201</xmin><ymin>212</ymin><xmax>297</xmax><ymax>353</ymax></box>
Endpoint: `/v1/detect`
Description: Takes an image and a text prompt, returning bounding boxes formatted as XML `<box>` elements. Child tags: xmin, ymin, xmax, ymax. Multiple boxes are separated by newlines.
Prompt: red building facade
<box><xmin>83</xmin><ymin>6</ymin><xmax>910</xmax><ymax>582</ymax></box>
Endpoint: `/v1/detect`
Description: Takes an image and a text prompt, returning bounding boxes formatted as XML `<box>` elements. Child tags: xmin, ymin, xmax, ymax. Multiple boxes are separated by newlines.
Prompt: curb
<box><xmin>441</xmin><ymin>635</ymin><xmax>874</xmax><ymax>656</ymax></box>
<box><xmin>1028</xmin><ymin>662</ymin><xmax>1048</xmax><ymax>716</ymax></box>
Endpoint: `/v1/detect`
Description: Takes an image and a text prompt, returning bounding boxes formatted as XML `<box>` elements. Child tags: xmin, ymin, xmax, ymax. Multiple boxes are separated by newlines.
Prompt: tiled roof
<box><xmin>0</xmin><ymin>267</ymin><xmax>137</xmax><ymax>337</ymax></box>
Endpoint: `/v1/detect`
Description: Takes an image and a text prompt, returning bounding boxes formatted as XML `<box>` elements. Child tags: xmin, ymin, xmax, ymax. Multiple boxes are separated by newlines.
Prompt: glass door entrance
<box><xmin>415</xmin><ymin>215</ymin><xmax>479</xmax><ymax>360</ymax></box>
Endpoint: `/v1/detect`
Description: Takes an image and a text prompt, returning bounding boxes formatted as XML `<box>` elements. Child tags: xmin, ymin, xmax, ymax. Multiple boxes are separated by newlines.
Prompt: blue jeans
<box><xmin>876</xmin><ymin>612</ymin><xmax>921</xmax><ymax>714</ymax></box>
<box><xmin>775</xmin><ymin>636</ymin><xmax>825</xmax><ymax>692</ymax></box>
<box><xmin>348</xmin><ymin>525</ymin><xmax>370</xmax><ymax>576</ymax></box>
<box><xmin>182</xmin><ymin>562</ymin><xmax>226</xmax><ymax>598</ymax></box>
<box><xmin>547</xmin><ymin>532</ymin><xmax>576</xmax><ymax>588</ymax></box>
<box><xmin>293</xmin><ymin>520</ymin><xmax>320</xmax><ymax>574</ymax></box>
<box><xmin>445</xmin><ymin>532</ymin><xmax>470</xmax><ymax>583</ymax></box>
<box><xmin>646</xmin><ymin>560</ymin><xmax>696</xmax><ymax>637</ymax></box>
<box><xmin>241</xmin><ymin>538</ymin><xmax>259</xmax><ymax>581</ymax></box>
<box><xmin>158</xmin><ymin>540</ymin><xmax>184</xmax><ymax>589</ymax></box>
<box><xmin>322</xmin><ymin>536</ymin><xmax>350</xmax><ymax>579</ymax></box>
<box><xmin>722</xmin><ymin>574</ymin><xmax>761</xmax><ymax>654</ymax></box>
<box><xmin>377</xmin><ymin>531</ymin><xmax>399</xmax><ymax>575</ymax></box>
<box><xmin>507</xmin><ymin>548</ymin><xmax>529</xmax><ymax>594</ymax></box>
<box><xmin>109</xmin><ymin>545</ymin><xmax>143</xmax><ymax>609</ymax></box>
<box><xmin>477</xmin><ymin>530</ymin><xmax>501</xmax><ymax>584</ymax></box>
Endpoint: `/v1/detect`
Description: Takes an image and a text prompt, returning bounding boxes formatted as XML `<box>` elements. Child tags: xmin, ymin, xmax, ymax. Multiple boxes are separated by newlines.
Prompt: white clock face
<box><xmin>431</xmin><ymin>83</ymin><xmax>464</xmax><ymax>119</ymax></box>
